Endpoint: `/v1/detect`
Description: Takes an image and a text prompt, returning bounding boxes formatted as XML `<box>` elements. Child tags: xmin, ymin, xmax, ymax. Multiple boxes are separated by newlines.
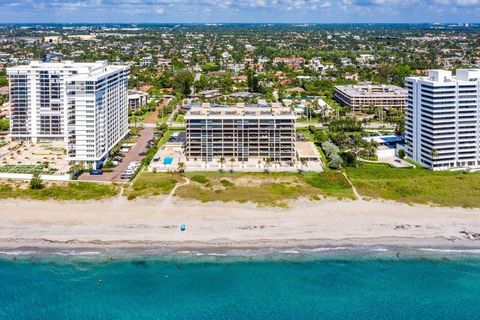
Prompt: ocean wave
<box><xmin>0</xmin><ymin>250</ymin><xmax>37</xmax><ymax>255</ymax></box>
<box><xmin>419</xmin><ymin>248</ymin><xmax>480</xmax><ymax>254</ymax></box>
<box><xmin>54</xmin><ymin>250</ymin><xmax>101</xmax><ymax>256</ymax></box>
<box><xmin>304</xmin><ymin>247</ymin><xmax>350</xmax><ymax>252</ymax></box>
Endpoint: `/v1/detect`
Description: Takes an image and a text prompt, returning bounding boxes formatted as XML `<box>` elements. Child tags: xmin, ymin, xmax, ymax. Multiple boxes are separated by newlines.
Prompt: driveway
<box><xmin>79</xmin><ymin>127</ymin><xmax>154</xmax><ymax>182</ymax></box>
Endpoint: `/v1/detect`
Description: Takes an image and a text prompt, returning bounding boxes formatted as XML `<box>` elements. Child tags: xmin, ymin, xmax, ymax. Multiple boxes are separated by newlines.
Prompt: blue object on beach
<box><xmin>180</xmin><ymin>224</ymin><xmax>186</xmax><ymax>232</ymax></box>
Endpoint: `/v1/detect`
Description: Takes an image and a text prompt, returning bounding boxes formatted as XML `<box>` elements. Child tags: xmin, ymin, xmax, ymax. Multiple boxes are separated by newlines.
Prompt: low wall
<box><xmin>0</xmin><ymin>172</ymin><xmax>73</xmax><ymax>181</ymax></box>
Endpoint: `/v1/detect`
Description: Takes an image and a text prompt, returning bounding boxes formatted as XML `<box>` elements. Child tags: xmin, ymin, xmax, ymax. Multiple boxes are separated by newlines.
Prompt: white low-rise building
<box><xmin>128</xmin><ymin>90</ymin><xmax>149</xmax><ymax>110</ymax></box>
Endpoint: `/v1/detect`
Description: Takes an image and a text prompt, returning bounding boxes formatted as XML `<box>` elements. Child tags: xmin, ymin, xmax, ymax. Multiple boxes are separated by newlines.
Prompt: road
<box><xmin>166</xmin><ymin>100</ymin><xmax>182</xmax><ymax>126</ymax></box>
<box><xmin>79</xmin><ymin>127</ymin><xmax>154</xmax><ymax>182</ymax></box>
<box><xmin>295</xmin><ymin>122</ymin><xmax>324</xmax><ymax>128</ymax></box>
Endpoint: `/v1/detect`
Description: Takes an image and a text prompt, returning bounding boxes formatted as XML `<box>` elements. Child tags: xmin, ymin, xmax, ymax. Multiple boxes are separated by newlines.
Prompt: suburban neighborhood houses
<box><xmin>0</xmin><ymin>23</ymin><xmax>480</xmax><ymax>208</ymax></box>
<box><xmin>4</xmin><ymin>0</ymin><xmax>480</xmax><ymax>314</ymax></box>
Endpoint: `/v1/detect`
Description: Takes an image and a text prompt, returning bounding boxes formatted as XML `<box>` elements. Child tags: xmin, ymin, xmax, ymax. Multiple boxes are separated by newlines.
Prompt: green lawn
<box><xmin>175</xmin><ymin>171</ymin><xmax>355</xmax><ymax>207</ymax></box>
<box><xmin>157</xmin><ymin>130</ymin><xmax>175</xmax><ymax>147</ymax></box>
<box><xmin>346</xmin><ymin>163</ymin><xmax>480</xmax><ymax>208</ymax></box>
<box><xmin>157</xmin><ymin>114</ymin><xmax>170</xmax><ymax>125</ymax></box>
<box><xmin>175</xmin><ymin>114</ymin><xmax>185</xmax><ymax>122</ymax></box>
<box><xmin>126</xmin><ymin>172</ymin><xmax>182</xmax><ymax>200</ymax></box>
<box><xmin>0</xmin><ymin>182</ymin><xmax>118</xmax><ymax>201</ymax></box>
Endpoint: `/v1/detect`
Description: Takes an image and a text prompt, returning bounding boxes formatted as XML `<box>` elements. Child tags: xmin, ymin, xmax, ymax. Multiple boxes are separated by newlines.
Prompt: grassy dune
<box><xmin>0</xmin><ymin>181</ymin><xmax>118</xmax><ymax>201</ymax></box>
<box><xmin>126</xmin><ymin>172</ymin><xmax>182</xmax><ymax>200</ymax></box>
<box><xmin>346</xmin><ymin>163</ymin><xmax>480</xmax><ymax>208</ymax></box>
<box><xmin>175</xmin><ymin>172</ymin><xmax>355</xmax><ymax>207</ymax></box>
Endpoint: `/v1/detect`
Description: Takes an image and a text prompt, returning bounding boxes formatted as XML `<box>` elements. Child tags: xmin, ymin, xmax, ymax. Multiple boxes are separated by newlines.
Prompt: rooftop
<box><xmin>295</xmin><ymin>142</ymin><xmax>321</xmax><ymax>160</ymax></box>
<box><xmin>185</xmin><ymin>103</ymin><xmax>296</xmax><ymax>119</ymax></box>
<box><xmin>407</xmin><ymin>69</ymin><xmax>480</xmax><ymax>84</ymax></box>
<box><xmin>7</xmin><ymin>61</ymin><xmax>129</xmax><ymax>80</ymax></box>
<box><xmin>335</xmin><ymin>84</ymin><xmax>407</xmax><ymax>97</ymax></box>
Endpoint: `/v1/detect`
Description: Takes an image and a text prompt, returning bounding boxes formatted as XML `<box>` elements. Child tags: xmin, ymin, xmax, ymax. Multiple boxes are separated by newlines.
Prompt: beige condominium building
<box><xmin>185</xmin><ymin>103</ymin><xmax>296</xmax><ymax>163</ymax></box>
<box><xmin>334</xmin><ymin>84</ymin><xmax>407</xmax><ymax>112</ymax></box>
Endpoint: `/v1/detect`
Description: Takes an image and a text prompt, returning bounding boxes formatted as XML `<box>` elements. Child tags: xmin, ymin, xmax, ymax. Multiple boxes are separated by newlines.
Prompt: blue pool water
<box><xmin>1</xmin><ymin>248</ymin><xmax>480</xmax><ymax>319</ymax></box>
<box><xmin>163</xmin><ymin>157</ymin><xmax>174</xmax><ymax>165</ymax></box>
<box><xmin>380</xmin><ymin>136</ymin><xmax>404</xmax><ymax>143</ymax></box>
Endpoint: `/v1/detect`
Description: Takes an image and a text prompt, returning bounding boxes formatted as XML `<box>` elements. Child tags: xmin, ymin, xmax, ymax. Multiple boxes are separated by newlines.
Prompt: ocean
<box><xmin>1</xmin><ymin>247</ymin><xmax>479</xmax><ymax>319</ymax></box>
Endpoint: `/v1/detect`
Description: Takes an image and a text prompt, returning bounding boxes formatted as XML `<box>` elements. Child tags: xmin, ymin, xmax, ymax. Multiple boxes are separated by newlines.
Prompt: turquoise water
<box><xmin>1</xmin><ymin>249</ymin><xmax>480</xmax><ymax>319</ymax></box>
<box><xmin>163</xmin><ymin>157</ymin><xmax>174</xmax><ymax>165</ymax></box>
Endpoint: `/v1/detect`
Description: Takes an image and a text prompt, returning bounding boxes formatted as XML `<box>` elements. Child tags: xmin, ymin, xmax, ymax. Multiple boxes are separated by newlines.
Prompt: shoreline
<box><xmin>1</xmin><ymin>196</ymin><xmax>480</xmax><ymax>255</ymax></box>
<box><xmin>1</xmin><ymin>236</ymin><xmax>479</xmax><ymax>253</ymax></box>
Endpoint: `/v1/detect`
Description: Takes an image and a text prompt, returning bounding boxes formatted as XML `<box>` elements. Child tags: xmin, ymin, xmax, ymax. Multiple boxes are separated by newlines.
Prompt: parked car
<box><xmin>120</xmin><ymin>173</ymin><xmax>132</xmax><ymax>179</ymax></box>
<box><xmin>89</xmin><ymin>169</ymin><xmax>103</xmax><ymax>176</ymax></box>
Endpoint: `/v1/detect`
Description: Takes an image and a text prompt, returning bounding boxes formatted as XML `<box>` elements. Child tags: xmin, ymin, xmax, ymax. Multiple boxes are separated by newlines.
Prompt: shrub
<box><xmin>398</xmin><ymin>149</ymin><xmax>406</xmax><ymax>159</ymax></box>
<box><xmin>29</xmin><ymin>172</ymin><xmax>44</xmax><ymax>190</ymax></box>
<box><xmin>340</xmin><ymin>151</ymin><xmax>357</xmax><ymax>167</ymax></box>
<box><xmin>322</xmin><ymin>141</ymin><xmax>344</xmax><ymax>169</ymax></box>
<box><xmin>220</xmin><ymin>179</ymin><xmax>234</xmax><ymax>187</ymax></box>
<box><xmin>329</xmin><ymin>153</ymin><xmax>343</xmax><ymax>169</ymax></box>
<box><xmin>191</xmin><ymin>175</ymin><xmax>209</xmax><ymax>184</ymax></box>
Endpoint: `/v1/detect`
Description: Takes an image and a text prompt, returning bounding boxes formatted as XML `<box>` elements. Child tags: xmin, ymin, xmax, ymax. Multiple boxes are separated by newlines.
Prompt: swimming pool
<box><xmin>163</xmin><ymin>157</ymin><xmax>174</xmax><ymax>165</ymax></box>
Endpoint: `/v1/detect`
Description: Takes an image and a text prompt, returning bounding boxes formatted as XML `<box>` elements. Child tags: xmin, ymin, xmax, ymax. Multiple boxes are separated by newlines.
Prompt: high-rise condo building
<box><xmin>185</xmin><ymin>103</ymin><xmax>296</xmax><ymax>163</ymax></box>
<box><xmin>7</xmin><ymin>61</ymin><xmax>129</xmax><ymax>167</ymax></box>
<box><xmin>405</xmin><ymin>69</ymin><xmax>480</xmax><ymax>170</ymax></box>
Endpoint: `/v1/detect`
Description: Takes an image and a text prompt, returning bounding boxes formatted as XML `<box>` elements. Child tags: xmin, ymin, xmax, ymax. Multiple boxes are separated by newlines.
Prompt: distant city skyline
<box><xmin>0</xmin><ymin>0</ymin><xmax>479</xmax><ymax>24</ymax></box>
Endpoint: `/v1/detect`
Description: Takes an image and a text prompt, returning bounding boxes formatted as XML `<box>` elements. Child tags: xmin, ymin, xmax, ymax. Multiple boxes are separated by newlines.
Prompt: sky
<box><xmin>0</xmin><ymin>0</ymin><xmax>479</xmax><ymax>24</ymax></box>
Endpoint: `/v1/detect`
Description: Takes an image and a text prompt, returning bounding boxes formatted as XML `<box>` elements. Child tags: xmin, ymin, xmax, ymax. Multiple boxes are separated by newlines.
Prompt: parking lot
<box><xmin>79</xmin><ymin>127</ymin><xmax>154</xmax><ymax>182</ymax></box>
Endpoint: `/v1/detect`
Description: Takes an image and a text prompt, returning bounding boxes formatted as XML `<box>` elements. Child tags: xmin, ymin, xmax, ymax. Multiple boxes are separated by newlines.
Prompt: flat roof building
<box><xmin>128</xmin><ymin>90</ymin><xmax>149</xmax><ymax>110</ymax></box>
<box><xmin>7</xmin><ymin>61</ymin><xmax>129</xmax><ymax>168</ymax></box>
<box><xmin>334</xmin><ymin>84</ymin><xmax>407</xmax><ymax>112</ymax></box>
<box><xmin>185</xmin><ymin>103</ymin><xmax>296</xmax><ymax>163</ymax></box>
<box><xmin>405</xmin><ymin>69</ymin><xmax>480</xmax><ymax>170</ymax></box>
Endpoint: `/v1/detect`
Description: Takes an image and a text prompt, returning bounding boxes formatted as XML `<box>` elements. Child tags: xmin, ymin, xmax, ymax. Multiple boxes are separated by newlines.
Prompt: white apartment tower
<box><xmin>7</xmin><ymin>61</ymin><xmax>129</xmax><ymax>167</ymax></box>
<box><xmin>406</xmin><ymin>69</ymin><xmax>480</xmax><ymax>170</ymax></box>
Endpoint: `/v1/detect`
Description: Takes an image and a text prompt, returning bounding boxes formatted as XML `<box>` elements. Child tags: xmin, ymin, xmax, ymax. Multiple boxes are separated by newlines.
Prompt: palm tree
<box><xmin>264</xmin><ymin>158</ymin><xmax>272</xmax><ymax>173</ymax></box>
<box><xmin>177</xmin><ymin>162</ymin><xmax>185</xmax><ymax>173</ymax></box>
<box><xmin>430</xmin><ymin>148</ymin><xmax>439</xmax><ymax>161</ymax></box>
<box><xmin>219</xmin><ymin>157</ymin><xmax>226</xmax><ymax>172</ymax></box>
<box><xmin>229</xmin><ymin>158</ymin><xmax>236</xmax><ymax>172</ymax></box>
<box><xmin>132</xmin><ymin>115</ymin><xmax>138</xmax><ymax>129</ymax></box>
<box><xmin>300</xmin><ymin>158</ymin><xmax>307</xmax><ymax>172</ymax></box>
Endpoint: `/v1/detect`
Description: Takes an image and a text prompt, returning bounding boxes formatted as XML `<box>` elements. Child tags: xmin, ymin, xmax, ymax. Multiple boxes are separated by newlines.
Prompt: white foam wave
<box><xmin>419</xmin><ymin>248</ymin><xmax>480</xmax><ymax>254</ymax></box>
<box><xmin>0</xmin><ymin>250</ymin><xmax>37</xmax><ymax>255</ymax></box>
<box><xmin>304</xmin><ymin>247</ymin><xmax>350</xmax><ymax>252</ymax></box>
<box><xmin>280</xmin><ymin>250</ymin><xmax>300</xmax><ymax>254</ymax></box>
<box><xmin>54</xmin><ymin>250</ymin><xmax>100</xmax><ymax>256</ymax></box>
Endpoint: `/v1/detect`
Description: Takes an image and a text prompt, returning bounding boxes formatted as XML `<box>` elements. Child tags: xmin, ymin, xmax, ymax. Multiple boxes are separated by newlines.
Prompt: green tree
<box><xmin>247</xmin><ymin>70</ymin><xmax>259</xmax><ymax>92</ymax></box>
<box><xmin>30</xmin><ymin>172</ymin><xmax>44</xmax><ymax>190</ymax></box>
<box><xmin>172</xmin><ymin>71</ymin><xmax>194</xmax><ymax>96</ymax></box>
<box><xmin>0</xmin><ymin>117</ymin><xmax>9</xmax><ymax>131</ymax></box>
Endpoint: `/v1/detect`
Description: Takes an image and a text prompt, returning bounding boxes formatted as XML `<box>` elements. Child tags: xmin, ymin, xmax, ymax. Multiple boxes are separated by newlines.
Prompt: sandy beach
<box><xmin>1</xmin><ymin>196</ymin><xmax>480</xmax><ymax>251</ymax></box>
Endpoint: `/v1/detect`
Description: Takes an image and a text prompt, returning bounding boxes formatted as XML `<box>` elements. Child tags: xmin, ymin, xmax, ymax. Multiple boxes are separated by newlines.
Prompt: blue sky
<box><xmin>0</xmin><ymin>0</ymin><xmax>478</xmax><ymax>23</ymax></box>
